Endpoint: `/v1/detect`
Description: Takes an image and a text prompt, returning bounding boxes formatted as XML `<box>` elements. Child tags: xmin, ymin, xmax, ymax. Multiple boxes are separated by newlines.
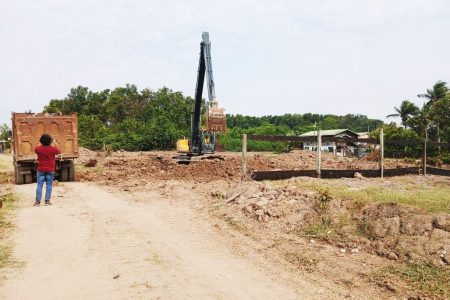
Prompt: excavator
<box><xmin>176</xmin><ymin>32</ymin><xmax>226</xmax><ymax>163</ymax></box>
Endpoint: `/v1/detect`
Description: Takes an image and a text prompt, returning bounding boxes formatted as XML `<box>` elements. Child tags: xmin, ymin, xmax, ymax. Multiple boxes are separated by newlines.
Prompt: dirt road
<box><xmin>0</xmin><ymin>181</ymin><xmax>341</xmax><ymax>300</ymax></box>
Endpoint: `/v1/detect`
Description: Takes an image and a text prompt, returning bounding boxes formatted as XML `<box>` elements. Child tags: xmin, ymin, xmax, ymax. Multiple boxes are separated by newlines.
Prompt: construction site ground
<box><xmin>0</xmin><ymin>150</ymin><xmax>449</xmax><ymax>299</ymax></box>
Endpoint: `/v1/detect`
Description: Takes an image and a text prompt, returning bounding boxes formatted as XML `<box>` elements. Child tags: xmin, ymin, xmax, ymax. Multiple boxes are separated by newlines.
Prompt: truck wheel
<box><xmin>24</xmin><ymin>174</ymin><xmax>33</xmax><ymax>184</ymax></box>
<box><xmin>60</xmin><ymin>166</ymin><xmax>69</xmax><ymax>182</ymax></box>
<box><xmin>68</xmin><ymin>161</ymin><xmax>75</xmax><ymax>181</ymax></box>
<box><xmin>14</xmin><ymin>162</ymin><xmax>24</xmax><ymax>185</ymax></box>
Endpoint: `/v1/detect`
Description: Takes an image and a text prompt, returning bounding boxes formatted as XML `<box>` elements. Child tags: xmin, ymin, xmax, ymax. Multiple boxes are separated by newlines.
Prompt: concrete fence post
<box><xmin>317</xmin><ymin>130</ymin><xmax>321</xmax><ymax>178</ymax></box>
<box><xmin>423</xmin><ymin>131</ymin><xmax>427</xmax><ymax>176</ymax></box>
<box><xmin>380</xmin><ymin>128</ymin><xmax>384</xmax><ymax>178</ymax></box>
<box><xmin>242</xmin><ymin>134</ymin><xmax>247</xmax><ymax>180</ymax></box>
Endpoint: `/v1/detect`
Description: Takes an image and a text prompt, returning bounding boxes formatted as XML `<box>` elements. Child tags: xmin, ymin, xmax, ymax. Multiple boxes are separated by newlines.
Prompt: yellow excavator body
<box><xmin>176</xmin><ymin>138</ymin><xmax>190</xmax><ymax>153</ymax></box>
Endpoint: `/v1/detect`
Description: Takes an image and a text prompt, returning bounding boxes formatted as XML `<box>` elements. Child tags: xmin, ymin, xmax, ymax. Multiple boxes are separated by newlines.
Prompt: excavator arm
<box><xmin>191</xmin><ymin>42</ymin><xmax>206</xmax><ymax>155</ymax></box>
<box><xmin>176</xmin><ymin>32</ymin><xmax>224</xmax><ymax>161</ymax></box>
<box><xmin>202</xmin><ymin>32</ymin><xmax>217</xmax><ymax>105</ymax></box>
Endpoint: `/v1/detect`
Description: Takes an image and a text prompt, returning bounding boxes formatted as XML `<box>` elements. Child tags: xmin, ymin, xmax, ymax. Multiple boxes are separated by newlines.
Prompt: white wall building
<box><xmin>300</xmin><ymin>129</ymin><xmax>360</xmax><ymax>156</ymax></box>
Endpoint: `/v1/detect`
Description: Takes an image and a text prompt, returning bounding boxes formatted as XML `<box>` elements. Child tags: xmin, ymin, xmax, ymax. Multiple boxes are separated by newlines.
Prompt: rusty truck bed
<box><xmin>12</xmin><ymin>113</ymin><xmax>79</xmax><ymax>161</ymax></box>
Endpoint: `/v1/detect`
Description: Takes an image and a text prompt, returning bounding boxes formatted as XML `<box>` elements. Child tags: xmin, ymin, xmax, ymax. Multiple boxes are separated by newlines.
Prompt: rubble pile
<box><xmin>221</xmin><ymin>183</ymin><xmax>317</xmax><ymax>224</ymax></box>
<box><xmin>211</xmin><ymin>179</ymin><xmax>450</xmax><ymax>265</ymax></box>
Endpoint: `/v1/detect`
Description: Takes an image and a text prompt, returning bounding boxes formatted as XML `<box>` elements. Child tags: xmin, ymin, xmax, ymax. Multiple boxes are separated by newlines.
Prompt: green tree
<box><xmin>418</xmin><ymin>81</ymin><xmax>449</xmax><ymax>144</ymax></box>
<box><xmin>144</xmin><ymin>115</ymin><xmax>181</xmax><ymax>150</ymax></box>
<box><xmin>370</xmin><ymin>124</ymin><xmax>420</xmax><ymax>158</ymax></box>
<box><xmin>42</xmin><ymin>85</ymin><xmax>197</xmax><ymax>151</ymax></box>
<box><xmin>430</xmin><ymin>94</ymin><xmax>450</xmax><ymax>138</ymax></box>
<box><xmin>0</xmin><ymin>124</ymin><xmax>11</xmax><ymax>141</ymax></box>
<box><xmin>78</xmin><ymin>115</ymin><xmax>107</xmax><ymax>150</ymax></box>
<box><xmin>44</xmin><ymin>99</ymin><xmax>65</xmax><ymax>113</ymax></box>
<box><xmin>409</xmin><ymin>104</ymin><xmax>432</xmax><ymax>140</ymax></box>
<box><xmin>386</xmin><ymin>100</ymin><xmax>419</xmax><ymax>129</ymax></box>
<box><xmin>417</xmin><ymin>81</ymin><xmax>448</xmax><ymax>105</ymax></box>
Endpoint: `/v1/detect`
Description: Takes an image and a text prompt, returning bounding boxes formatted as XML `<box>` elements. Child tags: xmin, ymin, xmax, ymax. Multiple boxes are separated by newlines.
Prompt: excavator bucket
<box><xmin>207</xmin><ymin>106</ymin><xmax>227</xmax><ymax>133</ymax></box>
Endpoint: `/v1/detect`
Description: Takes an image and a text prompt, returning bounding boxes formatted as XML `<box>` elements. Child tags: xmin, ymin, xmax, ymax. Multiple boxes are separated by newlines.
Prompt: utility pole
<box><xmin>317</xmin><ymin>130</ymin><xmax>321</xmax><ymax>178</ymax></box>
<box><xmin>423</xmin><ymin>129</ymin><xmax>427</xmax><ymax>175</ymax></box>
<box><xmin>379</xmin><ymin>128</ymin><xmax>384</xmax><ymax>178</ymax></box>
<box><xmin>242</xmin><ymin>134</ymin><xmax>247</xmax><ymax>180</ymax></box>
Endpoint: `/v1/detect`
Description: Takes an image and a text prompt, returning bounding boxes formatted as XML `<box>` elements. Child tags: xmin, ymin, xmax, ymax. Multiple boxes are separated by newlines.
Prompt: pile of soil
<box><xmin>77</xmin><ymin>147</ymin><xmax>100</xmax><ymax>165</ymax></box>
<box><xmin>207</xmin><ymin>178</ymin><xmax>450</xmax><ymax>266</ymax></box>
<box><xmin>76</xmin><ymin>150</ymin><xmax>418</xmax><ymax>184</ymax></box>
<box><xmin>250</xmin><ymin>150</ymin><xmax>414</xmax><ymax>170</ymax></box>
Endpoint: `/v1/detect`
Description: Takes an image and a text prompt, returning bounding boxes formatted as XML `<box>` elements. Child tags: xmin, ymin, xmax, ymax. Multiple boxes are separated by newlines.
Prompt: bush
<box><xmin>370</xmin><ymin>124</ymin><xmax>421</xmax><ymax>158</ymax></box>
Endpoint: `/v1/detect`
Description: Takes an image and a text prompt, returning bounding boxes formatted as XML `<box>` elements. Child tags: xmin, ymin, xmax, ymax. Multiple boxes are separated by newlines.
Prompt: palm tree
<box><xmin>386</xmin><ymin>100</ymin><xmax>419</xmax><ymax>129</ymax></box>
<box><xmin>417</xmin><ymin>81</ymin><xmax>448</xmax><ymax>105</ymax></box>
<box><xmin>418</xmin><ymin>81</ymin><xmax>449</xmax><ymax>145</ymax></box>
<box><xmin>415</xmin><ymin>104</ymin><xmax>432</xmax><ymax>139</ymax></box>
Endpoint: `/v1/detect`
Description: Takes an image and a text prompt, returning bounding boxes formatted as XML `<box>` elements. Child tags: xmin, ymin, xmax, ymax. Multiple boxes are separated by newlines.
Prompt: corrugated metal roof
<box><xmin>299</xmin><ymin>129</ymin><xmax>358</xmax><ymax>137</ymax></box>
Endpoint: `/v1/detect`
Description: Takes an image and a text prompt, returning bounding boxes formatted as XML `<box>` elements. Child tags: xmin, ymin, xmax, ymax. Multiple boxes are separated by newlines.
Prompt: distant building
<box><xmin>300</xmin><ymin>129</ymin><xmax>359</xmax><ymax>156</ymax></box>
<box><xmin>357</xmin><ymin>132</ymin><xmax>370</xmax><ymax>139</ymax></box>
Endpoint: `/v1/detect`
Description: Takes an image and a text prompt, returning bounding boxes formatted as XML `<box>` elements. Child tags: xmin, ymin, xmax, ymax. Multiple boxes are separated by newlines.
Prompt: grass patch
<box><xmin>0</xmin><ymin>194</ymin><xmax>17</xmax><ymax>229</ymax></box>
<box><xmin>375</xmin><ymin>262</ymin><xmax>450</xmax><ymax>299</ymax></box>
<box><xmin>0</xmin><ymin>155</ymin><xmax>13</xmax><ymax>173</ymax></box>
<box><xmin>290</xmin><ymin>180</ymin><xmax>450</xmax><ymax>213</ymax></box>
<box><xmin>0</xmin><ymin>193</ymin><xmax>18</xmax><ymax>270</ymax></box>
<box><xmin>356</xmin><ymin>219</ymin><xmax>376</xmax><ymax>240</ymax></box>
<box><xmin>0</xmin><ymin>154</ymin><xmax>13</xmax><ymax>184</ymax></box>
<box><xmin>76</xmin><ymin>164</ymin><xmax>104</xmax><ymax>174</ymax></box>
<box><xmin>0</xmin><ymin>246</ymin><xmax>13</xmax><ymax>269</ymax></box>
<box><xmin>284</xmin><ymin>252</ymin><xmax>318</xmax><ymax>272</ymax></box>
<box><xmin>0</xmin><ymin>155</ymin><xmax>20</xmax><ymax>272</ymax></box>
<box><xmin>302</xmin><ymin>223</ymin><xmax>345</xmax><ymax>242</ymax></box>
<box><xmin>0</xmin><ymin>172</ymin><xmax>13</xmax><ymax>184</ymax></box>
<box><xmin>336</xmin><ymin>186</ymin><xmax>449</xmax><ymax>213</ymax></box>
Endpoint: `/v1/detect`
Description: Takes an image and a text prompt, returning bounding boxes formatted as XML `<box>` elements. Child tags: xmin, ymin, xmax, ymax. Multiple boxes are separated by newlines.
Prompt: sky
<box><xmin>1</xmin><ymin>0</ymin><xmax>449</xmax><ymax>126</ymax></box>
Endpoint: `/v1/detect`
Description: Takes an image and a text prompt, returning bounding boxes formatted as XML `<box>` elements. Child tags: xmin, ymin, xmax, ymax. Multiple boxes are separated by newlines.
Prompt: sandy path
<box><xmin>0</xmin><ymin>182</ymin><xmax>335</xmax><ymax>300</ymax></box>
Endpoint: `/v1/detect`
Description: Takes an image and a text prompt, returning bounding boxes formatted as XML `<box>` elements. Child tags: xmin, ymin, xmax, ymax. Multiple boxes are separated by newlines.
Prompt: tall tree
<box><xmin>0</xmin><ymin>124</ymin><xmax>11</xmax><ymax>141</ymax></box>
<box><xmin>417</xmin><ymin>81</ymin><xmax>448</xmax><ymax>105</ymax></box>
<box><xmin>409</xmin><ymin>103</ymin><xmax>432</xmax><ymax>139</ymax></box>
<box><xmin>417</xmin><ymin>81</ymin><xmax>449</xmax><ymax>144</ymax></box>
<box><xmin>386</xmin><ymin>100</ymin><xmax>419</xmax><ymax>129</ymax></box>
<box><xmin>429</xmin><ymin>94</ymin><xmax>450</xmax><ymax>143</ymax></box>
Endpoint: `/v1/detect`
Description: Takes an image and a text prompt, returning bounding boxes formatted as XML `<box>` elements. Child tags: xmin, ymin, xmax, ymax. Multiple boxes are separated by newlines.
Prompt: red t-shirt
<box><xmin>35</xmin><ymin>146</ymin><xmax>61</xmax><ymax>172</ymax></box>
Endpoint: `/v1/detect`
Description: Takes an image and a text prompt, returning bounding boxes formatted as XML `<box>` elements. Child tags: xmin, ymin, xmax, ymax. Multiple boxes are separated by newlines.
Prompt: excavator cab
<box><xmin>202</xmin><ymin>131</ymin><xmax>215</xmax><ymax>154</ymax></box>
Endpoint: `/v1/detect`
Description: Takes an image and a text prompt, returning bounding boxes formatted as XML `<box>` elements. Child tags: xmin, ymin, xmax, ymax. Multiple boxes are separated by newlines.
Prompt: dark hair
<box><xmin>40</xmin><ymin>134</ymin><xmax>53</xmax><ymax>146</ymax></box>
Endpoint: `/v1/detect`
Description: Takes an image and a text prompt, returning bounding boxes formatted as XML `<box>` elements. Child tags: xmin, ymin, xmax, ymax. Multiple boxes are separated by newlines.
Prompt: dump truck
<box><xmin>11</xmin><ymin>112</ymin><xmax>79</xmax><ymax>184</ymax></box>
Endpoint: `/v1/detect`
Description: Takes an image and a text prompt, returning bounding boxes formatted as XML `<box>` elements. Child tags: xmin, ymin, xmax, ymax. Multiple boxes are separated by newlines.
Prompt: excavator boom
<box><xmin>191</xmin><ymin>42</ymin><xmax>206</xmax><ymax>154</ymax></box>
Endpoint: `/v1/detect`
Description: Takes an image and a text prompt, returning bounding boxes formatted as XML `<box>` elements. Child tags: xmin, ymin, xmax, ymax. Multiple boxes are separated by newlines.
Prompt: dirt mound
<box><xmin>363</xmin><ymin>151</ymin><xmax>380</xmax><ymax>161</ymax></box>
<box><xmin>78</xmin><ymin>147</ymin><xmax>97</xmax><ymax>157</ymax></box>
<box><xmin>77</xmin><ymin>147</ymin><xmax>101</xmax><ymax>166</ymax></box>
<box><xmin>76</xmin><ymin>150</ymin><xmax>420</xmax><ymax>186</ymax></box>
<box><xmin>78</xmin><ymin>154</ymin><xmax>234</xmax><ymax>185</ymax></box>
<box><xmin>207</xmin><ymin>179</ymin><xmax>450</xmax><ymax>266</ymax></box>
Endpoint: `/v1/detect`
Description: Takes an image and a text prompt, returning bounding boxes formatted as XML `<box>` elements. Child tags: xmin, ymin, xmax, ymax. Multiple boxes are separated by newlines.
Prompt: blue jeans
<box><xmin>36</xmin><ymin>171</ymin><xmax>55</xmax><ymax>202</ymax></box>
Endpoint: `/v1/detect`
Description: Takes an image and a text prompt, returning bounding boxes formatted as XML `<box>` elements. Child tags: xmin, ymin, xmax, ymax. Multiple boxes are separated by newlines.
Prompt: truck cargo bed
<box><xmin>12</xmin><ymin>113</ymin><xmax>79</xmax><ymax>161</ymax></box>
<box><xmin>11</xmin><ymin>112</ymin><xmax>78</xmax><ymax>184</ymax></box>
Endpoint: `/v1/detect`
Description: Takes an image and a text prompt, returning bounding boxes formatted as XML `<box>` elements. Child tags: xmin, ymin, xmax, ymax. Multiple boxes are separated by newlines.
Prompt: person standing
<box><xmin>34</xmin><ymin>134</ymin><xmax>61</xmax><ymax>206</ymax></box>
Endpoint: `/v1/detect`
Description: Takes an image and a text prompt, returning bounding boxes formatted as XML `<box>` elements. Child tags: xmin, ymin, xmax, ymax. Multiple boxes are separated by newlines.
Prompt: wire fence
<box><xmin>241</xmin><ymin>131</ymin><xmax>450</xmax><ymax>180</ymax></box>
